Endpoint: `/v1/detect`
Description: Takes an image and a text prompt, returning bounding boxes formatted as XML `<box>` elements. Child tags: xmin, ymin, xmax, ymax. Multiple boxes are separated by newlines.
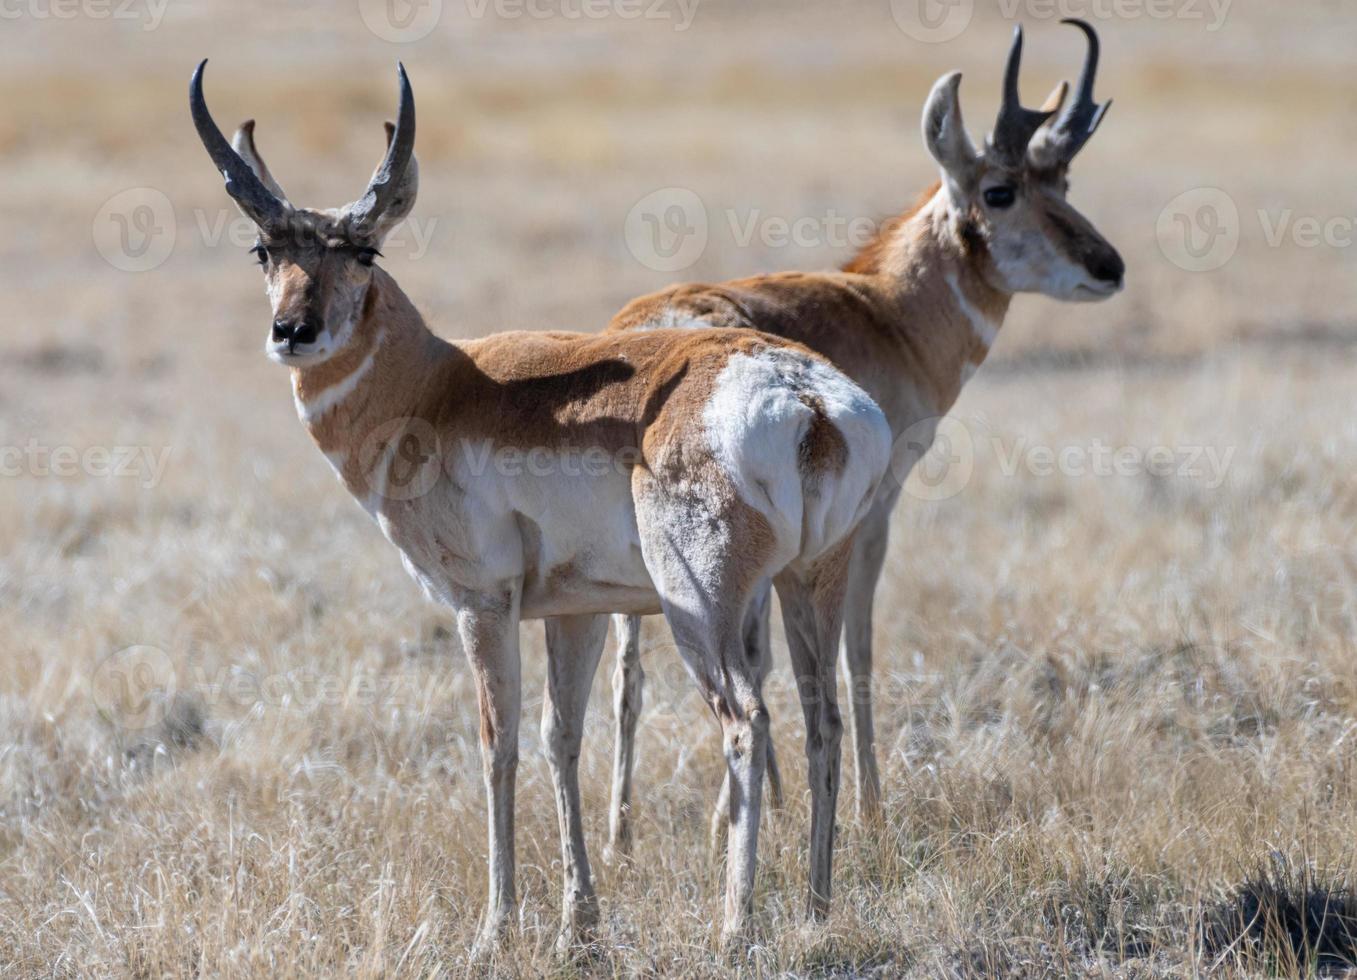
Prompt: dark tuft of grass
<box><xmin>1206</xmin><ymin>853</ymin><xmax>1357</xmax><ymax>975</ymax></box>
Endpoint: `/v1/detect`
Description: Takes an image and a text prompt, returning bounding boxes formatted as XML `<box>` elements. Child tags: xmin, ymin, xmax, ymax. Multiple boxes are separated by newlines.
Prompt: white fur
<box><xmin>293</xmin><ymin>342</ymin><xmax>379</xmax><ymax>423</ymax></box>
<box><xmin>947</xmin><ymin>272</ymin><xmax>999</xmax><ymax>349</ymax></box>
<box><xmin>704</xmin><ymin>349</ymin><xmax>891</xmax><ymax>564</ymax></box>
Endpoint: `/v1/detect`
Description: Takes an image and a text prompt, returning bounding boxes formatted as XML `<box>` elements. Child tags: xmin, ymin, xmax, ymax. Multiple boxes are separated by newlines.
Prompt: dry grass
<box><xmin>4</xmin><ymin>2</ymin><xmax>1357</xmax><ymax>976</ymax></box>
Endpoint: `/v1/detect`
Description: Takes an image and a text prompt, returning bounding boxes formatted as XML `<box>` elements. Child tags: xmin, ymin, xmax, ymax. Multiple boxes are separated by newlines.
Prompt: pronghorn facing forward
<box><xmin>605</xmin><ymin>20</ymin><xmax>1123</xmax><ymax>852</ymax></box>
<box><xmin>189</xmin><ymin>62</ymin><xmax>891</xmax><ymax>951</ymax></box>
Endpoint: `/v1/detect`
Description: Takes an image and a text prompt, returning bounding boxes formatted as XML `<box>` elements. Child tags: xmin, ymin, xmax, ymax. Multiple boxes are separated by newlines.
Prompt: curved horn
<box><xmin>1037</xmin><ymin>18</ymin><xmax>1111</xmax><ymax>163</ymax></box>
<box><xmin>189</xmin><ymin>60</ymin><xmax>287</xmax><ymax>230</ymax></box>
<box><xmin>988</xmin><ymin>25</ymin><xmax>1057</xmax><ymax>166</ymax></box>
<box><xmin>346</xmin><ymin>63</ymin><xmax>416</xmax><ymax>233</ymax></box>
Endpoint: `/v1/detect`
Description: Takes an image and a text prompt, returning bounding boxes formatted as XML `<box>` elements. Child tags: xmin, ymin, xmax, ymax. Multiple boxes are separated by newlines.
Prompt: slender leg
<box><xmin>745</xmin><ymin>583</ymin><xmax>783</xmax><ymax>809</ymax></box>
<box><xmin>607</xmin><ymin>613</ymin><xmax>644</xmax><ymax>859</ymax></box>
<box><xmin>632</xmin><ymin>476</ymin><xmax>772</xmax><ymax>946</ymax></box>
<box><xmin>718</xmin><ymin>687</ymin><xmax>768</xmax><ymax>945</ymax></box>
<box><xmin>775</xmin><ymin>539</ymin><xmax>852</xmax><ymax>920</ymax></box>
<box><xmin>840</xmin><ymin>497</ymin><xmax>894</xmax><ymax>820</ymax></box>
<box><xmin>456</xmin><ymin>591</ymin><xmax>523</xmax><ymax>958</ymax></box>
<box><xmin>542</xmin><ymin>613</ymin><xmax>610</xmax><ymax>949</ymax></box>
<box><xmin>710</xmin><ymin>581</ymin><xmax>780</xmax><ymax>853</ymax></box>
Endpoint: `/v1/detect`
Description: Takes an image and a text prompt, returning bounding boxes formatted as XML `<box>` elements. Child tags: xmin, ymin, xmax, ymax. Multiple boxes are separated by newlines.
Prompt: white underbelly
<box><xmin>379</xmin><ymin>444</ymin><xmax>659</xmax><ymax>618</ymax></box>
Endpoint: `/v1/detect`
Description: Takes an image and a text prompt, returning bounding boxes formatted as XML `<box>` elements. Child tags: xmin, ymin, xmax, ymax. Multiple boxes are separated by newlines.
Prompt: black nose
<box><xmin>1088</xmin><ymin>246</ymin><xmax>1125</xmax><ymax>287</ymax></box>
<box><xmin>272</xmin><ymin>320</ymin><xmax>319</xmax><ymax>347</ymax></box>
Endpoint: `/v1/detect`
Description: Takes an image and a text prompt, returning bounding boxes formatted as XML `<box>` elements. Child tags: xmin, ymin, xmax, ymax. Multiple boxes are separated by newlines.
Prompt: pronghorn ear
<box><xmin>231</xmin><ymin>120</ymin><xmax>290</xmax><ymax>206</ymax></box>
<box><xmin>922</xmin><ymin>72</ymin><xmax>980</xmax><ymax>191</ymax></box>
<box><xmin>359</xmin><ymin>120</ymin><xmax>420</xmax><ymax>243</ymax></box>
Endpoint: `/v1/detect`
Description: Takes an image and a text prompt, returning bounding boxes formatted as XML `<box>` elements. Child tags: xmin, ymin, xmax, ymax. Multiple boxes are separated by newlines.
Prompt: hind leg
<box><xmin>710</xmin><ymin>581</ymin><xmax>781</xmax><ymax>852</ymax></box>
<box><xmin>634</xmin><ymin>481</ymin><xmax>774</xmax><ymax>945</ymax></box>
<box><xmin>774</xmin><ymin>538</ymin><xmax>853</xmax><ymax>919</ymax></box>
<box><xmin>607</xmin><ymin>613</ymin><xmax>644</xmax><ymax>860</ymax></box>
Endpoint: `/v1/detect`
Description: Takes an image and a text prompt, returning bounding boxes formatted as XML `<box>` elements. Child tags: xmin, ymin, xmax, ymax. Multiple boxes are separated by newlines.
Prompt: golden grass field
<box><xmin>5</xmin><ymin>1</ymin><xmax>1357</xmax><ymax>975</ymax></box>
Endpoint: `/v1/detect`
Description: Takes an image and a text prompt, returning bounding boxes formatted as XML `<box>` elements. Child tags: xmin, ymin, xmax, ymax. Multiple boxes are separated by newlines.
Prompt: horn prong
<box><xmin>346</xmin><ymin>62</ymin><xmax>417</xmax><ymax>233</ymax></box>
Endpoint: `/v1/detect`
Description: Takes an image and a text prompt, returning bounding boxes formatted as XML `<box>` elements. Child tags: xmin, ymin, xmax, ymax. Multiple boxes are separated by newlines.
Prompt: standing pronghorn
<box><xmin>189</xmin><ymin>61</ymin><xmax>890</xmax><ymax>951</ymax></box>
<box><xmin>605</xmin><ymin>20</ymin><xmax>1123</xmax><ymax>852</ymax></box>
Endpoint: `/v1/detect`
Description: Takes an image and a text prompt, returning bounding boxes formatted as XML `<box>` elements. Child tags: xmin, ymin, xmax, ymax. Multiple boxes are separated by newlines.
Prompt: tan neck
<box><xmin>290</xmin><ymin>269</ymin><xmax>447</xmax><ymax>471</ymax></box>
<box><xmin>847</xmin><ymin>182</ymin><xmax>1011</xmax><ymax>409</ymax></box>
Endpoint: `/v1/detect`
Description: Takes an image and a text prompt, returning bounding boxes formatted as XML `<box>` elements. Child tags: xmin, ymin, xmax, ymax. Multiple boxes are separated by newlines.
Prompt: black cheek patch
<box><xmin>959</xmin><ymin>215</ymin><xmax>990</xmax><ymax>261</ymax></box>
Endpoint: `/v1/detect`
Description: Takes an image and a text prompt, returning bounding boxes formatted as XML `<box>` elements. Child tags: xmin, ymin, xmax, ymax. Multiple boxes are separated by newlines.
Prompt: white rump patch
<box><xmin>704</xmin><ymin>348</ymin><xmax>891</xmax><ymax>562</ymax></box>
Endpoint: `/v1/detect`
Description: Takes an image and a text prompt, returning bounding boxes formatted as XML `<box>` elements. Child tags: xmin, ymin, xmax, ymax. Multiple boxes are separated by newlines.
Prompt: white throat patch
<box><xmin>294</xmin><ymin>339</ymin><xmax>380</xmax><ymax>424</ymax></box>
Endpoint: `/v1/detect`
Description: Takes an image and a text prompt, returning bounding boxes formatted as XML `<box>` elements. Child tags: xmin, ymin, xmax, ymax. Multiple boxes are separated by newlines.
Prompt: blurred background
<box><xmin>6</xmin><ymin>1</ymin><xmax>1357</xmax><ymax>974</ymax></box>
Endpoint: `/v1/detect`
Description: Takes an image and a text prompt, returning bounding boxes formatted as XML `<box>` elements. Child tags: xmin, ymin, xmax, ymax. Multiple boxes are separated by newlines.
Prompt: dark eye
<box><xmin>355</xmin><ymin>247</ymin><xmax>381</xmax><ymax>267</ymax></box>
<box><xmin>250</xmin><ymin>244</ymin><xmax>269</xmax><ymax>267</ymax></box>
<box><xmin>983</xmin><ymin>186</ymin><xmax>1017</xmax><ymax>209</ymax></box>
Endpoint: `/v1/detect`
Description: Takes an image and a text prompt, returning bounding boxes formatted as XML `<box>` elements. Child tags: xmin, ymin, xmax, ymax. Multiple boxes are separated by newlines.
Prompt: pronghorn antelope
<box><xmin>605</xmin><ymin>19</ymin><xmax>1123</xmax><ymax>853</ymax></box>
<box><xmin>189</xmin><ymin>61</ymin><xmax>891</xmax><ymax>950</ymax></box>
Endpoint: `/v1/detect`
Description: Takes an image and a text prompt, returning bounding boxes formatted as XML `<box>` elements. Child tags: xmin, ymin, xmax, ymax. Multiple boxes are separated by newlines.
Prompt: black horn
<box><xmin>1037</xmin><ymin>19</ymin><xmax>1111</xmax><ymax>163</ymax></box>
<box><xmin>189</xmin><ymin>60</ymin><xmax>287</xmax><ymax>230</ymax></box>
<box><xmin>346</xmin><ymin>63</ymin><xmax>417</xmax><ymax>233</ymax></box>
<box><xmin>988</xmin><ymin>25</ymin><xmax>1058</xmax><ymax>167</ymax></box>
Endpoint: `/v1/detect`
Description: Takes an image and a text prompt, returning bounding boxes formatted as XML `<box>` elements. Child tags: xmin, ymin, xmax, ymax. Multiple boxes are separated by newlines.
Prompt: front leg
<box><xmin>542</xmin><ymin>613</ymin><xmax>610</xmax><ymax>950</ymax></box>
<box><xmin>456</xmin><ymin>589</ymin><xmax>523</xmax><ymax>958</ymax></box>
